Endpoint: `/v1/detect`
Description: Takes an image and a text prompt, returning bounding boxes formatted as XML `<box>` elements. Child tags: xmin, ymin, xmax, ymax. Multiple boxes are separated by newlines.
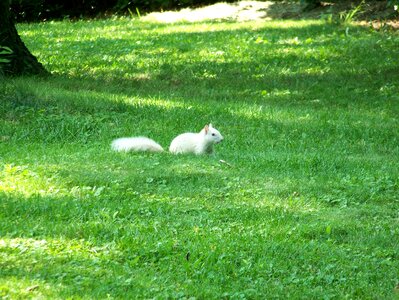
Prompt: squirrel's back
<box><xmin>169</xmin><ymin>132</ymin><xmax>200</xmax><ymax>154</ymax></box>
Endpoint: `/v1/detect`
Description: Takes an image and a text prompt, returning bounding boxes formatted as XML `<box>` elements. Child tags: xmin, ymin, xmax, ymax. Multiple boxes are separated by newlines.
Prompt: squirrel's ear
<box><xmin>204</xmin><ymin>124</ymin><xmax>209</xmax><ymax>134</ymax></box>
<box><xmin>209</xmin><ymin>123</ymin><xmax>213</xmax><ymax>128</ymax></box>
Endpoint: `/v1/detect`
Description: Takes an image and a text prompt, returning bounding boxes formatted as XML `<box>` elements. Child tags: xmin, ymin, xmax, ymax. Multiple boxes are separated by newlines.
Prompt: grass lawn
<box><xmin>1</xmin><ymin>11</ymin><xmax>399</xmax><ymax>299</ymax></box>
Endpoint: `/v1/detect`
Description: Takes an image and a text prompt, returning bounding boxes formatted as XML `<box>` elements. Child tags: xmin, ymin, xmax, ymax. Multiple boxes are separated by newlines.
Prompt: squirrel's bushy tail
<box><xmin>111</xmin><ymin>137</ymin><xmax>164</xmax><ymax>152</ymax></box>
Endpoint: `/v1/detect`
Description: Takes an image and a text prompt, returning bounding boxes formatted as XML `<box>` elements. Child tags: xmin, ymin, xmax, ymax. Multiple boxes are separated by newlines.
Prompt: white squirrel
<box><xmin>111</xmin><ymin>124</ymin><xmax>224</xmax><ymax>155</ymax></box>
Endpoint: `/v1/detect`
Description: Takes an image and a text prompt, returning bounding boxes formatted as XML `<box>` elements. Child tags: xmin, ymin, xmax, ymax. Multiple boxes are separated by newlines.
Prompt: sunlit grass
<box><xmin>1</xmin><ymin>13</ymin><xmax>399</xmax><ymax>299</ymax></box>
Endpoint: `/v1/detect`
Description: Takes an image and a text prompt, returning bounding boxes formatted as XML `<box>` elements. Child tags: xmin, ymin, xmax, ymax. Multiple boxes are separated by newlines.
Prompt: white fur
<box><xmin>111</xmin><ymin>137</ymin><xmax>164</xmax><ymax>152</ymax></box>
<box><xmin>169</xmin><ymin>124</ymin><xmax>223</xmax><ymax>155</ymax></box>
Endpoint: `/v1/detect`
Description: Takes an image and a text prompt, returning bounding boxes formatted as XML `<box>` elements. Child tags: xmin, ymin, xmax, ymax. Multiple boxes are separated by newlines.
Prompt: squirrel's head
<box><xmin>203</xmin><ymin>123</ymin><xmax>224</xmax><ymax>144</ymax></box>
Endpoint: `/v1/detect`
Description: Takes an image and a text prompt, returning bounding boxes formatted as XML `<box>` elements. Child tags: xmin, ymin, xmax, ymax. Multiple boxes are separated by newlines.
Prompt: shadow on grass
<box><xmin>21</xmin><ymin>21</ymin><xmax>398</xmax><ymax>108</ymax></box>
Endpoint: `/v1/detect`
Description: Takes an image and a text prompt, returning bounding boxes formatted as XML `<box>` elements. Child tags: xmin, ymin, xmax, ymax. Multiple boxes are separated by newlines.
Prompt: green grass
<box><xmin>1</xmin><ymin>15</ymin><xmax>399</xmax><ymax>299</ymax></box>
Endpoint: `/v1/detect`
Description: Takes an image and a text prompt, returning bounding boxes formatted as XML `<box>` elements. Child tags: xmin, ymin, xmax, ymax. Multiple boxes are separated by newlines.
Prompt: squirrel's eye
<box><xmin>212</xmin><ymin>133</ymin><xmax>216</xmax><ymax>136</ymax></box>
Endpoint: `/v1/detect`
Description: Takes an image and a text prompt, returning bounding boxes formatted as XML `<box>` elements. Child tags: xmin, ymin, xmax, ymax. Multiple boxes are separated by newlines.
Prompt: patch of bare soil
<box><xmin>143</xmin><ymin>0</ymin><xmax>398</xmax><ymax>29</ymax></box>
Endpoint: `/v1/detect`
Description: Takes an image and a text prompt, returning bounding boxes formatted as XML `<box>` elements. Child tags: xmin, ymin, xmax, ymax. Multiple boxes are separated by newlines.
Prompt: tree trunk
<box><xmin>0</xmin><ymin>0</ymin><xmax>48</xmax><ymax>76</ymax></box>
